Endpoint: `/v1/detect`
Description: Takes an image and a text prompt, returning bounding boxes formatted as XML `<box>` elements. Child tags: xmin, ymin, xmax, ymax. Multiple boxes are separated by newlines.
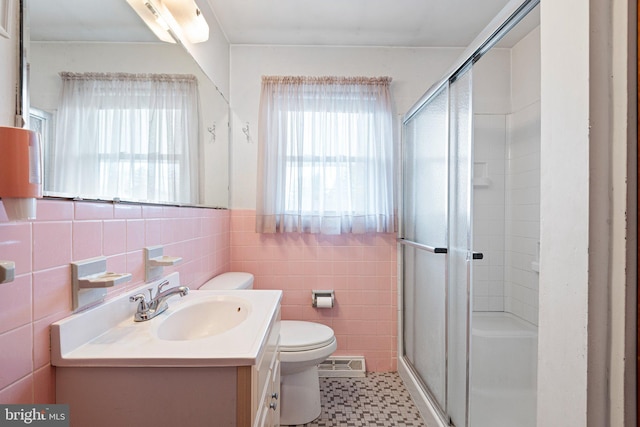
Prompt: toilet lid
<box><xmin>280</xmin><ymin>320</ymin><xmax>335</xmax><ymax>352</ymax></box>
<box><xmin>200</xmin><ymin>272</ymin><xmax>253</xmax><ymax>290</ymax></box>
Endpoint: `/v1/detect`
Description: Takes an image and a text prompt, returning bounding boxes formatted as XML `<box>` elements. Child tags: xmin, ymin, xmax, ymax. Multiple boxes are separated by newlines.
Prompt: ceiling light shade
<box><xmin>126</xmin><ymin>0</ymin><xmax>177</xmax><ymax>43</ymax></box>
<box><xmin>127</xmin><ymin>0</ymin><xmax>209</xmax><ymax>44</ymax></box>
<box><xmin>163</xmin><ymin>0</ymin><xmax>209</xmax><ymax>43</ymax></box>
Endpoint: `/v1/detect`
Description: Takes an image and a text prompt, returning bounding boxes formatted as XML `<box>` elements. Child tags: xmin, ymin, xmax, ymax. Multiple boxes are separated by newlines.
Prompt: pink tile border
<box><xmin>36</xmin><ymin>199</ymin><xmax>74</xmax><ymax>221</ymax></box>
<box><xmin>114</xmin><ymin>204</ymin><xmax>142</xmax><ymax>219</ymax></box>
<box><xmin>74</xmin><ymin>202</ymin><xmax>114</xmax><ymax>220</ymax></box>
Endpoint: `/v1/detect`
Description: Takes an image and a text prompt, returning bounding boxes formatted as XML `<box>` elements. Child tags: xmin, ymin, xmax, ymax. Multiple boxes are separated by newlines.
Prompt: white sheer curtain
<box><xmin>256</xmin><ymin>76</ymin><xmax>396</xmax><ymax>234</ymax></box>
<box><xmin>49</xmin><ymin>72</ymin><xmax>200</xmax><ymax>204</ymax></box>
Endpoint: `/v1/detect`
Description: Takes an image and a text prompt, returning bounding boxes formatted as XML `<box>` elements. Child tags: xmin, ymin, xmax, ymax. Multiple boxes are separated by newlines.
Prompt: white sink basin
<box><xmin>157</xmin><ymin>296</ymin><xmax>251</xmax><ymax>341</ymax></box>
<box><xmin>50</xmin><ymin>272</ymin><xmax>282</xmax><ymax>367</ymax></box>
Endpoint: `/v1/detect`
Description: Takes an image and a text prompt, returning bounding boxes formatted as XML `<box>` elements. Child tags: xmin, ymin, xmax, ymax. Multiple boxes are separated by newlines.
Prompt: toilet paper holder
<box><xmin>312</xmin><ymin>290</ymin><xmax>335</xmax><ymax>308</ymax></box>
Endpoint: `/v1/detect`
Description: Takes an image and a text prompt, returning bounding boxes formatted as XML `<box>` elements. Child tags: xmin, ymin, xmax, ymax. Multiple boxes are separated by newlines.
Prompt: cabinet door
<box><xmin>269</xmin><ymin>359</ymin><xmax>281</xmax><ymax>426</ymax></box>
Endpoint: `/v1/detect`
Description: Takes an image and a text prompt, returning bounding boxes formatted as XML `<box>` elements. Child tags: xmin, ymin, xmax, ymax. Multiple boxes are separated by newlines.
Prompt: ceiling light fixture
<box><xmin>162</xmin><ymin>0</ymin><xmax>209</xmax><ymax>44</ymax></box>
<box><xmin>127</xmin><ymin>0</ymin><xmax>209</xmax><ymax>45</ymax></box>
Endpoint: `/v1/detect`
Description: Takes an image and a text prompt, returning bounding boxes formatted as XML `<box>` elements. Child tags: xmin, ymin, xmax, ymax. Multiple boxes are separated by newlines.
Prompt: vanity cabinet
<box><xmin>55</xmin><ymin>308</ymin><xmax>281</xmax><ymax>427</ymax></box>
<box><xmin>238</xmin><ymin>317</ymin><xmax>281</xmax><ymax>427</ymax></box>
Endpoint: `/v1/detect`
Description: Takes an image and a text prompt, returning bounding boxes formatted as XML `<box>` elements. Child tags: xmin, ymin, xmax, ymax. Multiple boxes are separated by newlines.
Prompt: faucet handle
<box><xmin>129</xmin><ymin>293</ymin><xmax>148</xmax><ymax>312</ymax></box>
<box><xmin>129</xmin><ymin>293</ymin><xmax>146</xmax><ymax>303</ymax></box>
<box><xmin>157</xmin><ymin>279</ymin><xmax>170</xmax><ymax>293</ymax></box>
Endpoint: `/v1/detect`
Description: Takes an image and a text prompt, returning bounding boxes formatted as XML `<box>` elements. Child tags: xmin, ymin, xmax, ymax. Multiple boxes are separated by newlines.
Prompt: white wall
<box><xmin>229</xmin><ymin>45</ymin><xmax>466</xmax><ymax>209</ymax></box>
<box><xmin>186</xmin><ymin>0</ymin><xmax>231</xmax><ymax>99</ymax></box>
<box><xmin>0</xmin><ymin>0</ymin><xmax>18</xmax><ymax>126</ymax></box>
<box><xmin>538</xmin><ymin>0</ymin><xmax>599</xmax><ymax>425</ymax></box>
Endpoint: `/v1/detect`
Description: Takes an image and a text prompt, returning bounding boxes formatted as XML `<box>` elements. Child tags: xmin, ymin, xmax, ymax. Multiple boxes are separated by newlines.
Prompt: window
<box><xmin>256</xmin><ymin>76</ymin><xmax>396</xmax><ymax>234</ymax></box>
<box><xmin>49</xmin><ymin>72</ymin><xmax>200</xmax><ymax>204</ymax></box>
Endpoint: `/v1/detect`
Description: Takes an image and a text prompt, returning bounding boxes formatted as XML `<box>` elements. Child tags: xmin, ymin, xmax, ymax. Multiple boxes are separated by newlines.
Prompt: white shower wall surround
<box><xmin>472</xmin><ymin>104</ymin><xmax>540</xmax><ymax>326</ymax></box>
<box><xmin>472</xmin><ymin>114</ymin><xmax>507</xmax><ymax>313</ymax></box>
<box><xmin>503</xmin><ymin>101</ymin><xmax>540</xmax><ymax>325</ymax></box>
<box><xmin>471</xmin><ymin>25</ymin><xmax>541</xmax><ymax>326</ymax></box>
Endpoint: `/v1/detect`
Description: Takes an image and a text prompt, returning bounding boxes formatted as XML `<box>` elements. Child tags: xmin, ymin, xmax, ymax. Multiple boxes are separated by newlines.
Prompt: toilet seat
<box><xmin>280</xmin><ymin>320</ymin><xmax>335</xmax><ymax>352</ymax></box>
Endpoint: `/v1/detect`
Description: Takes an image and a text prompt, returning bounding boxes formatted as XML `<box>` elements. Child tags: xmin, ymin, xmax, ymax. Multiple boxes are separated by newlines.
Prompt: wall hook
<box><xmin>207</xmin><ymin>123</ymin><xmax>216</xmax><ymax>143</ymax></box>
<box><xmin>242</xmin><ymin>122</ymin><xmax>252</xmax><ymax>143</ymax></box>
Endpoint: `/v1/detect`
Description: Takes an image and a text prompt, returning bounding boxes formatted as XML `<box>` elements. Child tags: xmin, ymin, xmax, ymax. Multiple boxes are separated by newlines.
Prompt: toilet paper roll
<box><xmin>315</xmin><ymin>296</ymin><xmax>333</xmax><ymax>308</ymax></box>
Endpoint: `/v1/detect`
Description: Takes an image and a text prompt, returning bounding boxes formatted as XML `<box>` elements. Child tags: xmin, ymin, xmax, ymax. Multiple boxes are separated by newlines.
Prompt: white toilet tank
<box><xmin>199</xmin><ymin>272</ymin><xmax>254</xmax><ymax>290</ymax></box>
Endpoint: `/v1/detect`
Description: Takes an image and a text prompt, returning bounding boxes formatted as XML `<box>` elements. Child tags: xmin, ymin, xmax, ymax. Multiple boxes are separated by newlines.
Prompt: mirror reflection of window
<box><xmin>27</xmin><ymin>0</ymin><xmax>231</xmax><ymax>208</ymax></box>
<box><xmin>49</xmin><ymin>72</ymin><xmax>200</xmax><ymax>204</ymax></box>
<box><xmin>29</xmin><ymin>107</ymin><xmax>54</xmax><ymax>187</ymax></box>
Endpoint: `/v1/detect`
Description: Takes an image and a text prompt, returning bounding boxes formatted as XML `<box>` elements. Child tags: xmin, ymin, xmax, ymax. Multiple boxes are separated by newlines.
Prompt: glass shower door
<box><xmin>402</xmin><ymin>84</ymin><xmax>449</xmax><ymax>415</ymax></box>
<box><xmin>401</xmin><ymin>66</ymin><xmax>474</xmax><ymax>427</ymax></box>
<box><xmin>447</xmin><ymin>67</ymin><xmax>473</xmax><ymax>427</ymax></box>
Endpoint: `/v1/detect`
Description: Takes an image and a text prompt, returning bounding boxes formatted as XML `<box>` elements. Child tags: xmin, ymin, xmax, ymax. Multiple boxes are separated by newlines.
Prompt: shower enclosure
<box><xmin>398</xmin><ymin>1</ymin><xmax>540</xmax><ymax>426</ymax></box>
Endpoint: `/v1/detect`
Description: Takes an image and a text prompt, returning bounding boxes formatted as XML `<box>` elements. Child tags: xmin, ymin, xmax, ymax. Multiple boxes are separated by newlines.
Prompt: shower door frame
<box><xmin>397</xmin><ymin>1</ymin><xmax>540</xmax><ymax>426</ymax></box>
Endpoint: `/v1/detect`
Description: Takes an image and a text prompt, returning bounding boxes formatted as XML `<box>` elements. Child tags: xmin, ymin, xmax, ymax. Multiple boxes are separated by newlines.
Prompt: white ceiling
<box><xmin>29</xmin><ymin>0</ymin><xmax>157</xmax><ymax>42</ymax></box>
<box><xmin>206</xmin><ymin>0</ymin><xmax>512</xmax><ymax>47</ymax></box>
<box><xmin>29</xmin><ymin>0</ymin><xmax>538</xmax><ymax>48</ymax></box>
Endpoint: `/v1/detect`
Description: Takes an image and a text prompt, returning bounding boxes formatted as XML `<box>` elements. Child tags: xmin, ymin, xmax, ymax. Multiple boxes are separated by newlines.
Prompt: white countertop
<box><xmin>51</xmin><ymin>273</ymin><xmax>282</xmax><ymax>368</ymax></box>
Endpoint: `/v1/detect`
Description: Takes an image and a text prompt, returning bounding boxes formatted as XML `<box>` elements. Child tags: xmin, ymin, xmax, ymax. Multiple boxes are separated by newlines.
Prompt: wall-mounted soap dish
<box><xmin>77</xmin><ymin>271</ymin><xmax>132</xmax><ymax>289</ymax></box>
<box><xmin>72</xmin><ymin>257</ymin><xmax>132</xmax><ymax>311</ymax></box>
<box><xmin>145</xmin><ymin>246</ymin><xmax>182</xmax><ymax>281</ymax></box>
<box><xmin>148</xmin><ymin>255</ymin><xmax>182</xmax><ymax>267</ymax></box>
<box><xmin>0</xmin><ymin>260</ymin><xmax>15</xmax><ymax>284</ymax></box>
<box><xmin>473</xmin><ymin>161</ymin><xmax>491</xmax><ymax>188</ymax></box>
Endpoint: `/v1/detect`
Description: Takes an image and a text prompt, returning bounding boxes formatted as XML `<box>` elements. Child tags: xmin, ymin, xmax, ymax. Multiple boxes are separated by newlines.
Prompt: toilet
<box><xmin>200</xmin><ymin>272</ymin><xmax>337</xmax><ymax>425</ymax></box>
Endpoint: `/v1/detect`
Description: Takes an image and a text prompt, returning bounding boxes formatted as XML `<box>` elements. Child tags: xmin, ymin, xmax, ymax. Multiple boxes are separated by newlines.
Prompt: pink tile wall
<box><xmin>0</xmin><ymin>199</ymin><xmax>230</xmax><ymax>404</ymax></box>
<box><xmin>0</xmin><ymin>202</ymin><xmax>396</xmax><ymax>403</ymax></box>
<box><xmin>229</xmin><ymin>210</ymin><xmax>398</xmax><ymax>372</ymax></box>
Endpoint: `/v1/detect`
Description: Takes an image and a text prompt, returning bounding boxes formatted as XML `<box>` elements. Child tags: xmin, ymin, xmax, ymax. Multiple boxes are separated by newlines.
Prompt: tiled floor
<box><xmin>289</xmin><ymin>372</ymin><xmax>428</xmax><ymax>427</ymax></box>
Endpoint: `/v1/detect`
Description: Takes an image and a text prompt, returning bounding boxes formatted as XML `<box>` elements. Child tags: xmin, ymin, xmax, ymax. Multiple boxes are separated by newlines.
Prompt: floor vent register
<box><xmin>318</xmin><ymin>356</ymin><xmax>366</xmax><ymax>378</ymax></box>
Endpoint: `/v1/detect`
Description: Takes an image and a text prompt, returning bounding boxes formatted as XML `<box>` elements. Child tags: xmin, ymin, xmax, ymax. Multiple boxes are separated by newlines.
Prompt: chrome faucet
<box><xmin>129</xmin><ymin>280</ymin><xmax>189</xmax><ymax>322</ymax></box>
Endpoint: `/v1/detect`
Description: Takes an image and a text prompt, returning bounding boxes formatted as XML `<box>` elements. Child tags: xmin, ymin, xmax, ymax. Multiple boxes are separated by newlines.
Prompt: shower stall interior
<box><xmin>398</xmin><ymin>1</ymin><xmax>540</xmax><ymax>427</ymax></box>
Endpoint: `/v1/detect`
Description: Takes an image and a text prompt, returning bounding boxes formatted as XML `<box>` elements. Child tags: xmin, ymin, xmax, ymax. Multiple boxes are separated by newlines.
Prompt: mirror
<box><xmin>26</xmin><ymin>0</ymin><xmax>229</xmax><ymax>208</ymax></box>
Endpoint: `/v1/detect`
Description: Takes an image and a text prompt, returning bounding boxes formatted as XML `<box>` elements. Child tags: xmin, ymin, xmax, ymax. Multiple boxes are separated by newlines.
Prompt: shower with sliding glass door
<box><xmin>398</xmin><ymin>1</ymin><xmax>540</xmax><ymax>427</ymax></box>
